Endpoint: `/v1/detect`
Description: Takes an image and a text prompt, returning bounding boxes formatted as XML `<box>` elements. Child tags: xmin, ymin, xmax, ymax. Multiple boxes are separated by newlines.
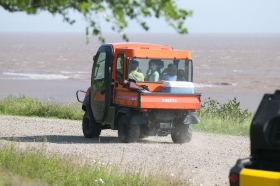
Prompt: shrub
<box><xmin>195</xmin><ymin>97</ymin><xmax>253</xmax><ymax>136</ymax></box>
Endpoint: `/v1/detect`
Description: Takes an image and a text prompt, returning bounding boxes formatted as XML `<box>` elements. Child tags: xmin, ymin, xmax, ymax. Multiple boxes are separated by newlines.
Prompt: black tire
<box><xmin>118</xmin><ymin>115</ymin><xmax>140</xmax><ymax>143</ymax></box>
<box><xmin>82</xmin><ymin>112</ymin><xmax>101</xmax><ymax>138</ymax></box>
<box><xmin>171</xmin><ymin>124</ymin><xmax>192</xmax><ymax>144</ymax></box>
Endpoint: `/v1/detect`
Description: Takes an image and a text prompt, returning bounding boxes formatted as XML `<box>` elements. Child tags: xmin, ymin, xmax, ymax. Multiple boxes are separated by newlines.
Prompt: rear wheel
<box><xmin>171</xmin><ymin>123</ymin><xmax>192</xmax><ymax>144</ymax></box>
<box><xmin>118</xmin><ymin>115</ymin><xmax>140</xmax><ymax>143</ymax></box>
<box><xmin>82</xmin><ymin>112</ymin><xmax>101</xmax><ymax>138</ymax></box>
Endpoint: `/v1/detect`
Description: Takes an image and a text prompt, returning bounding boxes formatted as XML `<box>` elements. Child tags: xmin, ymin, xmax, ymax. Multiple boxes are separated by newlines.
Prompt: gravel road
<box><xmin>0</xmin><ymin>115</ymin><xmax>250</xmax><ymax>186</ymax></box>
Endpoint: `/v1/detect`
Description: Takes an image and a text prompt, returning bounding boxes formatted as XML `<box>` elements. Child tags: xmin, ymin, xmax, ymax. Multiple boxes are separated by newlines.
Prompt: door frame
<box><xmin>90</xmin><ymin>44</ymin><xmax>113</xmax><ymax>122</ymax></box>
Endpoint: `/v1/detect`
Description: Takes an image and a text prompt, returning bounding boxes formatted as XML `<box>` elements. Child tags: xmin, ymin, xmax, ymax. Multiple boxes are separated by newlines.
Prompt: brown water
<box><xmin>1</xmin><ymin>32</ymin><xmax>279</xmax><ymax>93</ymax></box>
<box><xmin>0</xmin><ymin>33</ymin><xmax>280</xmax><ymax>111</ymax></box>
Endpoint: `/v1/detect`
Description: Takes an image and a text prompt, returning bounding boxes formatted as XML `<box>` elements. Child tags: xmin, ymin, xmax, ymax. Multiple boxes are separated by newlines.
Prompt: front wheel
<box><xmin>171</xmin><ymin>124</ymin><xmax>192</xmax><ymax>144</ymax></box>
<box><xmin>82</xmin><ymin>112</ymin><xmax>101</xmax><ymax>138</ymax></box>
<box><xmin>118</xmin><ymin>115</ymin><xmax>140</xmax><ymax>143</ymax></box>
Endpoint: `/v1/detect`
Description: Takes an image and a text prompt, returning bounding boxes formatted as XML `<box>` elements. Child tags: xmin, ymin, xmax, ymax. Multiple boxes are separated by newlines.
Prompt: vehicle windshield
<box><xmin>127</xmin><ymin>58</ymin><xmax>192</xmax><ymax>82</ymax></box>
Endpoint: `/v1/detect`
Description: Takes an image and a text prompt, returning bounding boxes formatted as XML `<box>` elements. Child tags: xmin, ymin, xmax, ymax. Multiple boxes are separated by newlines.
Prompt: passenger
<box><xmin>145</xmin><ymin>59</ymin><xmax>160</xmax><ymax>82</ymax></box>
<box><xmin>128</xmin><ymin>59</ymin><xmax>144</xmax><ymax>82</ymax></box>
<box><xmin>161</xmin><ymin>63</ymin><xmax>177</xmax><ymax>81</ymax></box>
<box><xmin>177</xmin><ymin>69</ymin><xmax>186</xmax><ymax>81</ymax></box>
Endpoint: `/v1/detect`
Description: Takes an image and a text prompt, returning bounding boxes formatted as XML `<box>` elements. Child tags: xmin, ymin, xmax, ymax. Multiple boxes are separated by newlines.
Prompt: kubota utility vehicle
<box><xmin>76</xmin><ymin>43</ymin><xmax>201</xmax><ymax>143</ymax></box>
<box><xmin>229</xmin><ymin>90</ymin><xmax>280</xmax><ymax>186</ymax></box>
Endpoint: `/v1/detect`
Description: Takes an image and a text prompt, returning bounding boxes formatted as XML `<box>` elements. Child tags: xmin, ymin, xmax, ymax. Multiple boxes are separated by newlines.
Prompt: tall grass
<box><xmin>0</xmin><ymin>142</ymin><xmax>187</xmax><ymax>186</ymax></box>
<box><xmin>195</xmin><ymin>97</ymin><xmax>253</xmax><ymax>137</ymax></box>
<box><xmin>0</xmin><ymin>166</ymin><xmax>45</xmax><ymax>186</ymax></box>
<box><xmin>0</xmin><ymin>94</ymin><xmax>83</xmax><ymax>120</ymax></box>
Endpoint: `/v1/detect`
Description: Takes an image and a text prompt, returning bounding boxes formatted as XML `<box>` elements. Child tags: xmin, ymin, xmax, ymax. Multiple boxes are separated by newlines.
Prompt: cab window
<box><xmin>91</xmin><ymin>52</ymin><xmax>106</xmax><ymax>90</ymax></box>
<box><xmin>127</xmin><ymin>58</ymin><xmax>193</xmax><ymax>82</ymax></box>
<box><xmin>176</xmin><ymin>59</ymin><xmax>193</xmax><ymax>82</ymax></box>
<box><xmin>115</xmin><ymin>53</ymin><xmax>124</xmax><ymax>83</ymax></box>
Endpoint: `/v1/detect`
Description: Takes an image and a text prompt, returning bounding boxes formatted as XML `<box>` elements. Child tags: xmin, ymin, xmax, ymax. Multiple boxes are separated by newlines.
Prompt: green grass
<box><xmin>0</xmin><ymin>94</ymin><xmax>83</xmax><ymax>120</ymax></box>
<box><xmin>0</xmin><ymin>142</ymin><xmax>188</xmax><ymax>186</ymax></box>
<box><xmin>194</xmin><ymin>97</ymin><xmax>253</xmax><ymax>137</ymax></box>
<box><xmin>0</xmin><ymin>165</ymin><xmax>47</xmax><ymax>186</ymax></box>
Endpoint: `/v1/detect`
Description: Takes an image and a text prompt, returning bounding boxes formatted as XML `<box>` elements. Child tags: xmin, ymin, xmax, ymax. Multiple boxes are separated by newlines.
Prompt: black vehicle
<box><xmin>229</xmin><ymin>90</ymin><xmax>280</xmax><ymax>186</ymax></box>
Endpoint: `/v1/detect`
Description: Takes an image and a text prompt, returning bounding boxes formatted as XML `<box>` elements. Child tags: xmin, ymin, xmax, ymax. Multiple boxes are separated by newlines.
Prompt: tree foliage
<box><xmin>0</xmin><ymin>0</ymin><xmax>192</xmax><ymax>42</ymax></box>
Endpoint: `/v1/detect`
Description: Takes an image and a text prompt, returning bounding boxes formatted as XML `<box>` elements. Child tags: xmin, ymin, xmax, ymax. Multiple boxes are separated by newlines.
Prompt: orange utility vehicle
<box><xmin>76</xmin><ymin>43</ymin><xmax>201</xmax><ymax>143</ymax></box>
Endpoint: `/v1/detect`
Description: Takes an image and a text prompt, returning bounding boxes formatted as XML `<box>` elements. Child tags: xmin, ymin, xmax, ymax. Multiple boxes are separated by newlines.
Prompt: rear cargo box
<box><xmin>162</xmin><ymin>81</ymin><xmax>194</xmax><ymax>94</ymax></box>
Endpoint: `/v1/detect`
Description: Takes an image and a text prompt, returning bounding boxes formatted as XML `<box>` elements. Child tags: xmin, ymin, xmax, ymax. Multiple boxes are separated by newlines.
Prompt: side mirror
<box><xmin>93</xmin><ymin>55</ymin><xmax>96</xmax><ymax>61</ymax></box>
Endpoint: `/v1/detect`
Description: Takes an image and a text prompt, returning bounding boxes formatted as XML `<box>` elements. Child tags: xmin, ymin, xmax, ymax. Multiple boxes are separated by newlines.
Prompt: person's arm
<box><xmin>145</xmin><ymin>69</ymin><xmax>151</xmax><ymax>81</ymax></box>
<box><xmin>144</xmin><ymin>75</ymin><xmax>149</xmax><ymax>81</ymax></box>
<box><xmin>153</xmin><ymin>75</ymin><xmax>157</xmax><ymax>82</ymax></box>
<box><xmin>161</xmin><ymin>68</ymin><xmax>167</xmax><ymax>75</ymax></box>
<box><xmin>160</xmin><ymin>68</ymin><xmax>167</xmax><ymax>80</ymax></box>
<box><xmin>153</xmin><ymin>71</ymin><xmax>159</xmax><ymax>82</ymax></box>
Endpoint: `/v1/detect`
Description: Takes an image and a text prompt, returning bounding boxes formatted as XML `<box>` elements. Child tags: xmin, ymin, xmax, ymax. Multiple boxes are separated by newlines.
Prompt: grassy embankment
<box><xmin>0</xmin><ymin>142</ymin><xmax>183</xmax><ymax>186</ymax></box>
<box><xmin>196</xmin><ymin>97</ymin><xmax>253</xmax><ymax>136</ymax></box>
<box><xmin>0</xmin><ymin>94</ymin><xmax>253</xmax><ymax>185</ymax></box>
<box><xmin>0</xmin><ymin>94</ymin><xmax>253</xmax><ymax>136</ymax></box>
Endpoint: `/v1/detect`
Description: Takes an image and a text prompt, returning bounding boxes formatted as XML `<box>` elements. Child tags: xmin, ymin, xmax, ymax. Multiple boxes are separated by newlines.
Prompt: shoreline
<box><xmin>0</xmin><ymin>79</ymin><xmax>270</xmax><ymax>112</ymax></box>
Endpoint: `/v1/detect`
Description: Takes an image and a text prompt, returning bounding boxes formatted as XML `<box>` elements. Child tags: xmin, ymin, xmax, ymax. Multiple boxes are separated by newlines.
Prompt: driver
<box><xmin>128</xmin><ymin>59</ymin><xmax>144</xmax><ymax>82</ymax></box>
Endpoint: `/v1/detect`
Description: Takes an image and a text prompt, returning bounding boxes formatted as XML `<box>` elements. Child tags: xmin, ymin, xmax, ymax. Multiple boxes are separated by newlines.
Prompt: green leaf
<box><xmin>0</xmin><ymin>0</ymin><xmax>192</xmax><ymax>42</ymax></box>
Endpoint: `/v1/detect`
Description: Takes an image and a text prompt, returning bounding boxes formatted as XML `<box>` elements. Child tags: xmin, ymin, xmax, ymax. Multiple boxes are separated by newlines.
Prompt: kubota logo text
<box><xmin>162</xmin><ymin>98</ymin><xmax>177</xmax><ymax>102</ymax></box>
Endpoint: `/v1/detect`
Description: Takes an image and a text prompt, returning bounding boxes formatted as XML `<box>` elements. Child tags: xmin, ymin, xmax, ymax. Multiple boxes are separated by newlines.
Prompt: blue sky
<box><xmin>0</xmin><ymin>0</ymin><xmax>280</xmax><ymax>34</ymax></box>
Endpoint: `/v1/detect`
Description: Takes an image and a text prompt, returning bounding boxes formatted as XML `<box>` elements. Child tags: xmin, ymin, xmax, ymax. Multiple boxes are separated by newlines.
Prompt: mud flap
<box><xmin>117</xmin><ymin>108</ymin><xmax>147</xmax><ymax>125</ymax></box>
<box><xmin>82</xmin><ymin>96</ymin><xmax>95</xmax><ymax>122</ymax></box>
<box><xmin>183</xmin><ymin>113</ymin><xmax>200</xmax><ymax>124</ymax></box>
<box><xmin>130</xmin><ymin>114</ymin><xmax>147</xmax><ymax>125</ymax></box>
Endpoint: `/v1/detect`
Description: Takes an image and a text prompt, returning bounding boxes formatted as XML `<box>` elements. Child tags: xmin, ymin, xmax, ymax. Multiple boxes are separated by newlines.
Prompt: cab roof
<box><xmin>108</xmin><ymin>42</ymin><xmax>173</xmax><ymax>50</ymax></box>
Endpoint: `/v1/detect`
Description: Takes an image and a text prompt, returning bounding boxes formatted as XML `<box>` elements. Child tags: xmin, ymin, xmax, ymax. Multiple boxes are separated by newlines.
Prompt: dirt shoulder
<box><xmin>0</xmin><ymin>115</ymin><xmax>250</xmax><ymax>186</ymax></box>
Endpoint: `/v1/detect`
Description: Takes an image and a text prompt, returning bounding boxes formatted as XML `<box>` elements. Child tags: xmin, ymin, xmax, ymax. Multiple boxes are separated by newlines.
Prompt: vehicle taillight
<box><xmin>139</xmin><ymin>109</ymin><xmax>148</xmax><ymax>112</ymax></box>
<box><xmin>188</xmin><ymin>109</ymin><xmax>196</xmax><ymax>113</ymax></box>
<box><xmin>229</xmin><ymin>173</ymin><xmax>238</xmax><ymax>183</ymax></box>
